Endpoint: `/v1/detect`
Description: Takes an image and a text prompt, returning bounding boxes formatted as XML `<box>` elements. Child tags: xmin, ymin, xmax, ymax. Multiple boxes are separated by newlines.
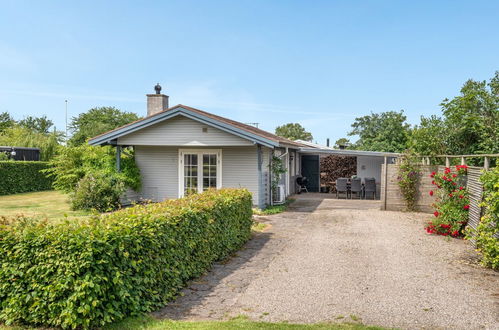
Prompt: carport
<box><xmin>296</xmin><ymin>141</ymin><xmax>399</xmax><ymax>199</ymax></box>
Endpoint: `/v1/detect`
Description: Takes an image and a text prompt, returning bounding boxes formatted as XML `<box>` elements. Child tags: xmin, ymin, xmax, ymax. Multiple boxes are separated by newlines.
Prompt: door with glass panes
<box><xmin>179</xmin><ymin>149</ymin><xmax>222</xmax><ymax>197</ymax></box>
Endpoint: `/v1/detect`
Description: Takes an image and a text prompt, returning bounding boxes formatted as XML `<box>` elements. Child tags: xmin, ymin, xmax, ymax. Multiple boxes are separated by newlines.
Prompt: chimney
<box><xmin>326</xmin><ymin>138</ymin><xmax>330</xmax><ymax>147</ymax></box>
<box><xmin>147</xmin><ymin>83</ymin><xmax>169</xmax><ymax>116</ymax></box>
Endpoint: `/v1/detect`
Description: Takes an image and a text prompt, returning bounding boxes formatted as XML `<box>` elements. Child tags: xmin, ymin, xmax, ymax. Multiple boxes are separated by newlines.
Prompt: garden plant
<box><xmin>426</xmin><ymin>165</ymin><xmax>470</xmax><ymax>237</ymax></box>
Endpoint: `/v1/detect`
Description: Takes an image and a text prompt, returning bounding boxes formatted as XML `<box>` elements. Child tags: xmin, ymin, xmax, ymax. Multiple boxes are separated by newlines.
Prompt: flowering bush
<box><xmin>425</xmin><ymin>165</ymin><xmax>469</xmax><ymax>237</ymax></box>
<box><xmin>397</xmin><ymin>153</ymin><xmax>420</xmax><ymax>211</ymax></box>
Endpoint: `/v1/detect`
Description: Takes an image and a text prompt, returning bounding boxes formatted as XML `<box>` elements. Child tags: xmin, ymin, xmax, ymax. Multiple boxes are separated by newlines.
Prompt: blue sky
<box><xmin>1</xmin><ymin>0</ymin><xmax>498</xmax><ymax>144</ymax></box>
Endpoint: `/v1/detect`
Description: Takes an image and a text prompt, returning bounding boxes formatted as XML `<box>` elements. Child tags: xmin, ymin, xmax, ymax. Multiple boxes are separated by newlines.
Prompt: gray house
<box><xmin>89</xmin><ymin>86</ymin><xmax>398</xmax><ymax>208</ymax></box>
<box><xmin>89</xmin><ymin>87</ymin><xmax>303</xmax><ymax>208</ymax></box>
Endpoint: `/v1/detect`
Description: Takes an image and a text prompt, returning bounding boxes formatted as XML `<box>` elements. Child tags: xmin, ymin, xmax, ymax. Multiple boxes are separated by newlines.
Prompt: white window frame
<box><xmin>178</xmin><ymin>149</ymin><xmax>222</xmax><ymax>197</ymax></box>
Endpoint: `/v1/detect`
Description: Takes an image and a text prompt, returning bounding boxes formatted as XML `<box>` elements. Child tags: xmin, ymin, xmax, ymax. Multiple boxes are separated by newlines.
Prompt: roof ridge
<box><xmin>89</xmin><ymin>103</ymin><xmax>306</xmax><ymax>148</ymax></box>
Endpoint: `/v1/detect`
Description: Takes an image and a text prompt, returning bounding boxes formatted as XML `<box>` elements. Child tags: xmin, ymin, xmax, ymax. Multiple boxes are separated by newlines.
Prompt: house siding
<box><xmin>222</xmin><ymin>146</ymin><xmax>260</xmax><ymax>205</ymax></box>
<box><xmin>135</xmin><ymin>146</ymin><xmax>178</xmax><ymax>201</ymax></box>
<box><xmin>132</xmin><ymin>145</ymin><xmax>265</xmax><ymax>205</ymax></box>
<box><xmin>118</xmin><ymin>115</ymin><xmax>253</xmax><ymax>146</ymax></box>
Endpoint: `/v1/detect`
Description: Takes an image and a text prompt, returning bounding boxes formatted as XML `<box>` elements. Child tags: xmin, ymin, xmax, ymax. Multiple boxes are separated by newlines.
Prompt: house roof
<box><xmin>296</xmin><ymin>140</ymin><xmax>401</xmax><ymax>157</ymax></box>
<box><xmin>88</xmin><ymin>104</ymin><xmax>306</xmax><ymax>148</ymax></box>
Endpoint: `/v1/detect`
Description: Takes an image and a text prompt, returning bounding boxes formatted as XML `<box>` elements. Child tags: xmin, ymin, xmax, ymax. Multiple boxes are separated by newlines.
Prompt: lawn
<box><xmin>0</xmin><ymin>190</ymin><xmax>90</xmax><ymax>220</ymax></box>
<box><xmin>104</xmin><ymin>315</ymin><xmax>387</xmax><ymax>330</ymax></box>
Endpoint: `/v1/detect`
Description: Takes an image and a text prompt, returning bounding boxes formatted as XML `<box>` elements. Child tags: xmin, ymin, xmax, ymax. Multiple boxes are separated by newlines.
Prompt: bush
<box><xmin>70</xmin><ymin>171</ymin><xmax>126</xmax><ymax>212</ymax></box>
<box><xmin>467</xmin><ymin>167</ymin><xmax>499</xmax><ymax>269</ymax></box>
<box><xmin>397</xmin><ymin>153</ymin><xmax>420</xmax><ymax>211</ymax></box>
<box><xmin>0</xmin><ymin>161</ymin><xmax>54</xmax><ymax>195</ymax></box>
<box><xmin>45</xmin><ymin>145</ymin><xmax>140</xmax><ymax>193</ymax></box>
<box><xmin>425</xmin><ymin>165</ymin><xmax>469</xmax><ymax>237</ymax></box>
<box><xmin>0</xmin><ymin>188</ymin><xmax>253</xmax><ymax>329</ymax></box>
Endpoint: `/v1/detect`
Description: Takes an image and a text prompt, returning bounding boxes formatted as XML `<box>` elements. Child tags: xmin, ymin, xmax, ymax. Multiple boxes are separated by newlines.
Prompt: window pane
<box><xmin>210</xmin><ymin>154</ymin><xmax>216</xmax><ymax>165</ymax></box>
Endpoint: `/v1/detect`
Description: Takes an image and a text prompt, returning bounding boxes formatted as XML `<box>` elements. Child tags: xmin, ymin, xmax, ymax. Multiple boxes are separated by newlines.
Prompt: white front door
<box><xmin>179</xmin><ymin>149</ymin><xmax>222</xmax><ymax>197</ymax></box>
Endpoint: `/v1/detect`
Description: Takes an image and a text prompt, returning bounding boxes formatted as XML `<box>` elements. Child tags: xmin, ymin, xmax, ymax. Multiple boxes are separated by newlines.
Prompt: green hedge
<box><xmin>0</xmin><ymin>188</ymin><xmax>253</xmax><ymax>329</ymax></box>
<box><xmin>0</xmin><ymin>161</ymin><xmax>53</xmax><ymax>195</ymax></box>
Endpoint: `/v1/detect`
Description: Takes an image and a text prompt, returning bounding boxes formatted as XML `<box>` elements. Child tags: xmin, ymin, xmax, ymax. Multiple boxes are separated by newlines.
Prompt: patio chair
<box><xmin>336</xmin><ymin>178</ymin><xmax>350</xmax><ymax>199</ymax></box>
<box><xmin>364</xmin><ymin>178</ymin><xmax>376</xmax><ymax>200</ymax></box>
<box><xmin>296</xmin><ymin>176</ymin><xmax>308</xmax><ymax>194</ymax></box>
<box><xmin>350</xmin><ymin>177</ymin><xmax>363</xmax><ymax>199</ymax></box>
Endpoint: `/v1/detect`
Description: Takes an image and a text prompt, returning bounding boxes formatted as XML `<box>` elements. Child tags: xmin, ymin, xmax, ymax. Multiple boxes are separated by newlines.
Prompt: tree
<box><xmin>68</xmin><ymin>107</ymin><xmax>141</xmax><ymax>146</ymax></box>
<box><xmin>334</xmin><ymin>138</ymin><xmax>351</xmax><ymax>149</ymax></box>
<box><xmin>275</xmin><ymin>123</ymin><xmax>313</xmax><ymax>141</ymax></box>
<box><xmin>348</xmin><ymin>110</ymin><xmax>410</xmax><ymax>152</ymax></box>
<box><xmin>409</xmin><ymin>115</ymin><xmax>447</xmax><ymax>156</ymax></box>
<box><xmin>0</xmin><ymin>112</ymin><xmax>15</xmax><ymax>132</ymax></box>
<box><xmin>18</xmin><ymin>115</ymin><xmax>54</xmax><ymax>134</ymax></box>
<box><xmin>0</xmin><ymin>126</ymin><xmax>61</xmax><ymax>161</ymax></box>
<box><xmin>439</xmin><ymin>71</ymin><xmax>498</xmax><ymax>155</ymax></box>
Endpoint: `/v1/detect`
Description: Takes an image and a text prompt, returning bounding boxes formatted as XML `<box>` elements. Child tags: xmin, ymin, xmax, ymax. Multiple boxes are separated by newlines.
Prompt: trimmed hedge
<box><xmin>0</xmin><ymin>161</ymin><xmax>53</xmax><ymax>195</ymax></box>
<box><xmin>0</xmin><ymin>188</ymin><xmax>253</xmax><ymax>329</ymax></box>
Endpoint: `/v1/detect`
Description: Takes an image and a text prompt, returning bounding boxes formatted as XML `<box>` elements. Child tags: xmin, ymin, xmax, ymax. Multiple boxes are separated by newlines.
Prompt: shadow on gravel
<box><xmin>153</xmin><ymin>231</ymin><xmax>273</xmax><ymax>320</ymax></box>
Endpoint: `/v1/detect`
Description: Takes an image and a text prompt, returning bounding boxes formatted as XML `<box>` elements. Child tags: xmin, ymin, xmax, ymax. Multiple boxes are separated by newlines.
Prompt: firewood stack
<box><xmin>320</xmin><ymin>155</ymin><xmax>357</xmax><ymax>192</ymax></box>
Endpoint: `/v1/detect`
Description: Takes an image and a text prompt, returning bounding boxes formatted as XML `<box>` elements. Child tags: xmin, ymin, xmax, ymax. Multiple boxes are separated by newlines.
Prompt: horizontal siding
<box><xmin>135</xmin><ymin>146</ymin><xmax>178</xmax><ymax>201</ymax></box>
<box><xmin>118</xmin><ymin>115</ymin><xmax>253</xmax><ymax>146</ymax></box>
<box><xmin>222</xmin><ymin>146</ymin><xmax>259</xmax><ymax>205</ymax></box>
<box><xmin>132</xmin><ymin>146</ymin><xmax>263</xmax><ymax>205</ymax></box>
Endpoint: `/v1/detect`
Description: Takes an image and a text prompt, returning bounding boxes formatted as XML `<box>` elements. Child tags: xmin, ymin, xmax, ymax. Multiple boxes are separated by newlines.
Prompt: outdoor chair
<box><xmin>296</xmin><ymin>176</ymin><xmax>308</xmax><ymax>193</ymax></box>
<box><xmin>336</xmin><ymin>178</ymin><xmax>350</xmax><ymax>199</ymax></box>
<box><xmin>350</xmin><ymin>177</ymin><xmax>363</xmax><ymax>199</ymax></box>
<box><xmin>364</xmin><ymin>178</ymin><xmax>376</xmax><ymax>199</ymax></box>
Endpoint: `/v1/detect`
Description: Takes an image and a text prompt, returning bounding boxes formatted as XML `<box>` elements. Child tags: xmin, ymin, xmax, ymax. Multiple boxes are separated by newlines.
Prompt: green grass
<box><xmin>0</xmin><ymin>190</ymin><xmax>91</xmax><ymax>221</ymax></box>
<box><xmin>253</xmin><ymin>198</ymin><xmax>295</xmax><ymax>215</ymax></box>
<box><xmin>251</xmin><ymin>221</ymin><xmax>269</xmax><ymax>232</ymax></box>
<box><xmin>104</xmin><ymin>315</ymin><xmax>387</xmax><ymax>330</ymax></box>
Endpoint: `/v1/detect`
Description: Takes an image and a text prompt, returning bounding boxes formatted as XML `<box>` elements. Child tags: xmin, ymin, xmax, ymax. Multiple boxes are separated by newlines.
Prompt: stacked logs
<box><xmin>320</xmin><ymin>155</ymin><xmax>357</xmax><ymax>192</ymax></box>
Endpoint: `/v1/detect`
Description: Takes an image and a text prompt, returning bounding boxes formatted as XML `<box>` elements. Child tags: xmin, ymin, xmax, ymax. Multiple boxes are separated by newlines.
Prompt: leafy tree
<box><xmin>409</xmin><ymin>115</ymin><xmax>447</xmax><ymax>156</ymax></box>
<box><xmin>334</xmin><ymin>138</ymin><xmax>351</xmax><ymax>149</ymax></box>
<box><xmin>0</xmin><ymin>112</ymin><xmax>15</xmax><ymax>132</ymax></box>
<box><xmin>68</xmin><ymin>107</ymin><xmax>140</xmax><ymax>146</ymax></box>
<box><xmin>275</xmin><ymin>123</ymin><xmax>313</xmax><ymax>141</ymax></box>
<box><xmin>348</xmin><ymin>110</ymin><xmax>410</xmax><ymax>152</ymax></box>
<box><xmin>0</xmin><ymin>126</ymin><xmax>62</xmax><ymax>161</ymax></box>
<box><xmin>18</xmin><ymin>115</ymin><xmax>54</xmax><ymax>134</ymax></box>
<box><xmin>439</xmin><ymin>71</ymin><xmax>498</xmax><ymax>156</ymax></box>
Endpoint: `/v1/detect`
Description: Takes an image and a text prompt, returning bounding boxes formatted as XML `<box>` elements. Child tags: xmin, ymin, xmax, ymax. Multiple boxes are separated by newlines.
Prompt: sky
<box><xmin>0</xmin><ymin>0</ymin><xmax>498</xmax><ymax>145</ymax></box>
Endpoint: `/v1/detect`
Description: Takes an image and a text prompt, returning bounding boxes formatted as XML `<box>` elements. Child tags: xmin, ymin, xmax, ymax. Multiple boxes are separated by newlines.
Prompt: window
<box><xmin>179</xmin><ymin>149</ymin><xmax>222</xmax><ymax>197</ymax></box>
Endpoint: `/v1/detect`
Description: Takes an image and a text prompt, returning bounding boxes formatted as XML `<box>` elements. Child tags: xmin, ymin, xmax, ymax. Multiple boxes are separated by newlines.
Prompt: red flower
<box><xmin>434</xmin><ymin>211</ymin><xmax>439</xmax><ymax>217</ymax></box>
<box><xmin>452</xmin><ymin>182</ymin><xmax>457</xmax><ymax>186</ymax></box>
<box><xmin>459</xmin><ymin>186</ymin><xmax>464</xmax><ymax>190</ymax></box>
<box><xmin>459</xmin><ymin>195</ymin><xmax>464</xmax><ymax>199</ymax></box>
<box><xmin>452</xmin><ymin>174</ymin><xmax>457</xmax><ymax>178</ymax></box>
<box><xmin>463</xmin><ymin>205</ymin><xmax>470</xmax><ymax>210</ymax></box>
<box><xmin>444</xmin><ymin>168</ymin><xmax>451</xmax><ymax>174</ymax></box>
<box><xmin>430</xmin><ymin>171</ymin><xmax>436</xmax><ymax>178</ymax></box>
<box><xmin>432</xmin><ymin>180</ymin><xmax>436</xmax><ymax>185</ymax></box>
<box><xmin>451</xmin><ymin>230</ymin><xmax>459</xmax><ymax>237</ymax></box>
<box><xmin>449</xmin><ymin>193</ymin><xmax>453</xmax><ymax>197</ymax></box>
<box><xmin>429</xmin><ymin>190</ymin><xmax>434</xmax><ymax>196</ymax></box>
<box><xmin>442</xmin><ymin>176</ymin><xmax>448</xmax><ymax>180</ymax></box>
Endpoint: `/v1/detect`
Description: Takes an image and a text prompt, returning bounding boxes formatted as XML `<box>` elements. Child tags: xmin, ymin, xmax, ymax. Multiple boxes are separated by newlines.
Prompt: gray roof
<box><xmin>296</xmin><ymin>140</ymin><xmax>401</xmax><ymax>157</ymax></box>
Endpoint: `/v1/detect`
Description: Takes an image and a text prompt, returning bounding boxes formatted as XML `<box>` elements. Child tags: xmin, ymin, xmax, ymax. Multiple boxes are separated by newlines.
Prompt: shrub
<box><xmin>70</xmin><ymin>171</ymin><xmax>126</xmax><ymax>212</ymax></box>
<box><xmin>397</xmin><ymin>153</ymin><xmax>420</xmax><ymax>211</ymax></box>
<box><xmin>467</xmin><ymin>167</ymin><xmax>499</xmax><ymax>269</ymax></box>
<box><xmin>0</xmin><ymin>188</ymin><xmax>253</xmax><ymax>329</ymax></box>
<box><xmin>425</xmin><ymin>165</ymin><xmax>469</xmax><ymax>237</ymax></box>
<box><xmin>0</xmin><ymin>161</ymin><xmax>54</xmax><ymax>195</ymax></box>
<box><xmin>44</xmin><ymin>145</ymin><xmax>140</xmax><ymax>211</ymax></box>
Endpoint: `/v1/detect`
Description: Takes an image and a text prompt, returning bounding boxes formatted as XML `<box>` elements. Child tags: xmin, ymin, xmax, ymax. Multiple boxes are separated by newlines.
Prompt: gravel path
<box><xmin>155</xmin><ymin>195</ymin><xmax>499</xmax><ymax>329</ymax></box>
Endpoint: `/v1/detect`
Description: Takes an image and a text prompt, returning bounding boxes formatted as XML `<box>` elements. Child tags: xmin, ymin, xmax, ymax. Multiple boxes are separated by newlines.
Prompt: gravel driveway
<box><xmin>155</xmin><ymin>195</ymin><xmax>499</xmax><ymax>329</ymax></box>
